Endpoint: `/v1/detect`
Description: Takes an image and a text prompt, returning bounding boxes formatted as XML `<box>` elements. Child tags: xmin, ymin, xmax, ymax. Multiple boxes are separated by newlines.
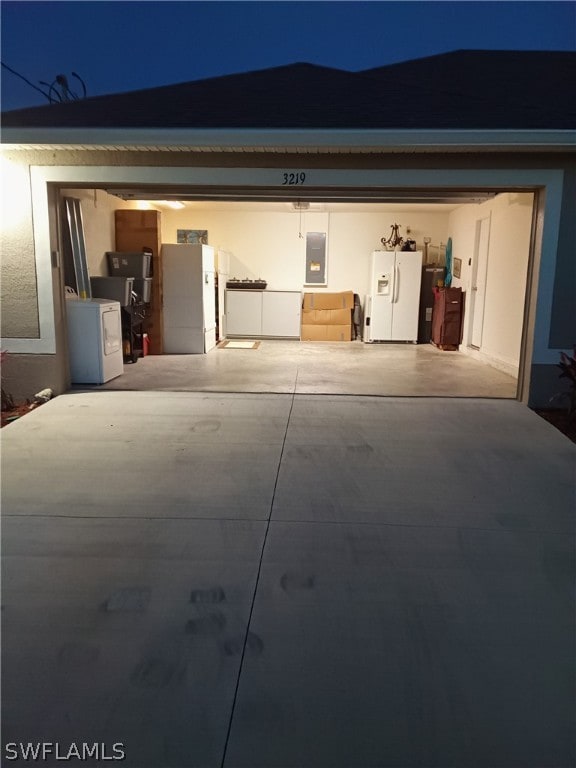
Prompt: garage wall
<box><xmin>161</xmin><ymin>209</ymin><xmax>307</xmax><ymax>288</ymax></box>
<box><xmin>61</xmin><ymin>189</ymin><xmax>130</xmax><ymax>277</ymax></box>
<box><xmin>327</xmin><ymin>211</ymin><xmax>449</xmax><ymax>297</ymax></box>
<box><xmin>72</xmin><ymin>197</ymin><xmax>450</xmax><ymax>304</ymax></box>
<box><xmin>156</xmin><ymin>205</ymin><xmax>450</xmax><ymax>299</ymax></box>
<box><xmin>449</xmin><ymin>193</ymin><xmax>533</xmax><ymax>373</ymax></box>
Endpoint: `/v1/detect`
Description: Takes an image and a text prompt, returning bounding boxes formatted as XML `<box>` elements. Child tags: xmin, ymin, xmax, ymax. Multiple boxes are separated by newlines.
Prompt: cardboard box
<box><xmin>303</xmin><ymin>291</ymin><xmax>354</xmax><ymax>311</ymax></box>
<box><xmin>301</xmin><ymin>308</ymin><xmax>351</xmax><ymax>326</ymax></box>
<box><xmin>301</xmin><ymin>324</ymin><xmax>352</xmax><ymax>342</ymax></box>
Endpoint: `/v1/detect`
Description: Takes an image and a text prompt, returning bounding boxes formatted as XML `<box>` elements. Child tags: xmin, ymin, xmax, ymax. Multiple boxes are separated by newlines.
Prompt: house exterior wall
<box><xmin>0</xmin><ymin>147</ymin><xmax>573</xmax><ymax>406</ymax></box>
<box><xmin>448</xmin><ymin>193</ymin><xmax>533</xmax><ymax>375</ymax></box>
<box><xmin>2</xmin><ymin>182</ymin><xmax>69</xmax><ymax>400</ymax></box>
<box><xmin>548</xmin><ymin>162</ymin><xmax>576</xmax><ymax>348</ymax></box>
<box><xmin>527</xmin><ymin>162</ymin><xmax>576</xmax><ymax>409</ymax></box>
<box><xmin>1</xmin><ymin>155</ymin><xmax>39</xmax><ymax>337</ymax></box>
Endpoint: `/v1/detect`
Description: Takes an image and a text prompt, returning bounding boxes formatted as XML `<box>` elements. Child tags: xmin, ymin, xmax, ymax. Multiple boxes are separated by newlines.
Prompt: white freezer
<box><xmin>162</xmin><ymin>244</ymin><xmax>217</xmax><ymax>353</ymax></box>
<box><xmin>66</xmin><ymin>298</ymin><xmax>124</xmax><ymax>384</ymax></box>
<box><xmin>364</xmin><ymin>250</ymin><xmax>423</xmax><ymax>342</ymax></box>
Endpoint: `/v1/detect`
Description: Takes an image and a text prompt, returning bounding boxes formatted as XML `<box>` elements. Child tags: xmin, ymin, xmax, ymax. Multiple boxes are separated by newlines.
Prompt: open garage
<box><xmin>2</xmin><ymin>51</ymin><xmax>574</xmax><ymax>407</ymax></box>
<box><xmin>1</xmin><ymin>49</ymin><xmax>575</xmax><ymax>768</ymax></box>
<box><xmin>52</xmin><ymin>183</ymin><xmax>534</xmax><ymax>398</ymax></box>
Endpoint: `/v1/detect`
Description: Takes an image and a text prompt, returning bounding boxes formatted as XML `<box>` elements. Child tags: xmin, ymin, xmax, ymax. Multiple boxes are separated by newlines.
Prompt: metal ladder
<box><xmin>64</xmin><ymin>197</ymin><xmax>91</xmax><ymax>299</ymax></box>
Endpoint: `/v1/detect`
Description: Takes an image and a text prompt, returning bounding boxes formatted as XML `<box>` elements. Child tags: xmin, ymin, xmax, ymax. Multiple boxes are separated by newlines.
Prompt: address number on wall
<box><xmin>282</xmin><ymin>172</ymin><xmax>306</xmax><ymax>185</ymax></box>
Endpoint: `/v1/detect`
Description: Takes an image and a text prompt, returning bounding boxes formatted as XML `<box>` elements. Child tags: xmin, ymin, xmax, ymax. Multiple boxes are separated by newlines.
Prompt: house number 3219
<box><xmin>282</xmin><ymin>172</ymin><xmax>306</xmax><ymax>185</ymax></box>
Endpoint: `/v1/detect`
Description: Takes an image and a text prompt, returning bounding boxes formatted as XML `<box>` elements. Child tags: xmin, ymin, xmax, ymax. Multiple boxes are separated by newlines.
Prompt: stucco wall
<box><xmin>1</xmin><ymin>353</ymin><xmax>66</xmax><ymax>404</ymax></box>
<box><xmin>1</xmin><ymin>156</ymin><xmax>39</xmax><ymax>337</ymax></box>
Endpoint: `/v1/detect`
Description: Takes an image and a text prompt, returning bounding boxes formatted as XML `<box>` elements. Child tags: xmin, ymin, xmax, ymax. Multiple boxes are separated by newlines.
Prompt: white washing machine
<box><xmin>66</xmin><ymin>298</ymin><xmax>124</xmax><ymax>384</ymax></box>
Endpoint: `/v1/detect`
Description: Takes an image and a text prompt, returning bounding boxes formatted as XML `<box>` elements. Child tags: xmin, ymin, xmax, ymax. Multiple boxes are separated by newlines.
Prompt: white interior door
<box><xmin>470</xmin><ymin>216</ymin><xmax>491</xmax><ymax>349</ymax></box>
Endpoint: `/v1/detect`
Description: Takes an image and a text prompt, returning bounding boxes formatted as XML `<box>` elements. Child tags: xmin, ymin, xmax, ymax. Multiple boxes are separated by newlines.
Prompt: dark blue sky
<box><xmin>1</xmin><ymin>1</ymin><xmax>575</xmax><ymax>110</ymax></box>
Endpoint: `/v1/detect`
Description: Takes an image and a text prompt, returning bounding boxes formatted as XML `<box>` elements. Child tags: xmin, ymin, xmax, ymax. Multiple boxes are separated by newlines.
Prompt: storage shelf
<box><xmin>121</xmin><ymin>302</ymin><xmax>147</xmax><ymax>363</ymax></box>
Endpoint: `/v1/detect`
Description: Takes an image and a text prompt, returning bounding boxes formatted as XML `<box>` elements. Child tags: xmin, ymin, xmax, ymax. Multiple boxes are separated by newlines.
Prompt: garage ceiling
<box><xmin>143</xmin><ymin>200</ymin><xmax>461</xmax><ymax>213</ymax></box>
<box><xmin>105</xmin><ymin>187</ymin><xmax>498</xmax><ymax>212</ymax></box>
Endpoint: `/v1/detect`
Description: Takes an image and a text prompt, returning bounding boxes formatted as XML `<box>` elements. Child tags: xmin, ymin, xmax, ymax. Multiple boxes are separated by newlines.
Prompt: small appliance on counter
<box><xmin>226</xmin><ymin>278</ymin><xmax>267</xmax><ymax>289</ymax></box>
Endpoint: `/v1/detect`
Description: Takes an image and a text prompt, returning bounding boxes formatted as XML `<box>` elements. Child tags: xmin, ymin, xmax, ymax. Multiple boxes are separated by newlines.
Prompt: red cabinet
<box><xmin>431</xmin><ymin>287</ymin><xmax>464</xmax><ymax>350</ymax></box>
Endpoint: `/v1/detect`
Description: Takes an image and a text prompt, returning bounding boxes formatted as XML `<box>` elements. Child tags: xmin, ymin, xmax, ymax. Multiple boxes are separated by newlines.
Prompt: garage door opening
<box><xmin>57</xmin><ymin>183</ymin><xmax>535</xmax><ymax>399</ymax></box>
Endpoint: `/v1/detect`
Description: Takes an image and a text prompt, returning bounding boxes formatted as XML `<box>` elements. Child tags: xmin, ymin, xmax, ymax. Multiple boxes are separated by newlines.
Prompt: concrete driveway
<box><xmin>1</xmin><ymin>391</ymin><xmax>574</xmax><ymax>768</ymax></box>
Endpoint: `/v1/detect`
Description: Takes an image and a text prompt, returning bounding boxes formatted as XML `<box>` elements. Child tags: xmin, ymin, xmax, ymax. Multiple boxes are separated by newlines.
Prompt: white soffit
<box><xmin>2</xmin><ymin>128</ymin><xmax>576</xmax><ymax>152</ymax></box>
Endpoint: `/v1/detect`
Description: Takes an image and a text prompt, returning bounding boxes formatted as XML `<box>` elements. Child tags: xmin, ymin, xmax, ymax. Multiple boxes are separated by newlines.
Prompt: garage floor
<box><xmin>2</xmin><ymin>391</ymin><xmax>574</xmax><ymax>767</ymax></box>
<box><xmin>99</xmin><ymin>340</ymin><xmax>518</xmax><ymax>397</ymax></box>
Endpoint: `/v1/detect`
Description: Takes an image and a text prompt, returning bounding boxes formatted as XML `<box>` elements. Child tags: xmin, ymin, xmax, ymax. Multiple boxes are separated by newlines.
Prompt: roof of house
<box><xmin>2</xmin><ymin>50</ymin><xmax>576</xmax><ymax>130</ymax></box>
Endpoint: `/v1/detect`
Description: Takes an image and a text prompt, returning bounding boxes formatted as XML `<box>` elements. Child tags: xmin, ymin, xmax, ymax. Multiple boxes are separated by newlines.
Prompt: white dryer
<box><xmin>66</xmin><ymin>298</ymin><xmax>124</xmax><ymax>384</ymax></box>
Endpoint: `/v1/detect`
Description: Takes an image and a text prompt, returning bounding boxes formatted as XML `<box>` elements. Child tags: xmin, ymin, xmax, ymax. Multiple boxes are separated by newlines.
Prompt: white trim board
<box><xmin>3</xmin><ymin>128</ymin><xmax>575</xmax><ymax>151</ymax></box>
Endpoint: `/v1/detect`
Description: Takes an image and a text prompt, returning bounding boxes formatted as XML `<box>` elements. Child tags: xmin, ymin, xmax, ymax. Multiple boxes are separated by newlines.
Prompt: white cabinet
<box><xmin>225</xmin><ymin>290</ymin><xmax>301</xmax><ymax>338</ymax></box>
<box><xmin>262</xmin><ymin>291</ymin><xmax>302</xmax><ymax>337</ymax></box>
<box><xmin>226</xmin><ymin>290</ymin><xmax>262</xmax><ymax>336</ymax></box>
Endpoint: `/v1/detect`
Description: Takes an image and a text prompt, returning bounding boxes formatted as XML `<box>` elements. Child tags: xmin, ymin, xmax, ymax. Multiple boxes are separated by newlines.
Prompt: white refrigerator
<box><xmin>66</xmin><ymin>298</ymin><xmax>124</xmax><ymax>383</ymax></box>
<box><xmin>364</xmin><ymin>250</ymin><xmax>423</xmax><ymax>343</ymax></box>
<box><xmin>162</xmin><ymin>244</ymin><xmax>216</xmax><ymax>353</ymax></box>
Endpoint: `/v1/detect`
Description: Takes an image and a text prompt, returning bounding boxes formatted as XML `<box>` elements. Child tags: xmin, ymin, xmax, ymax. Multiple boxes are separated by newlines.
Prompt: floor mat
<box><xmin>218</xmin><ymin>340</ymin><xmax>261</xmax><ymax>349</ymax></box>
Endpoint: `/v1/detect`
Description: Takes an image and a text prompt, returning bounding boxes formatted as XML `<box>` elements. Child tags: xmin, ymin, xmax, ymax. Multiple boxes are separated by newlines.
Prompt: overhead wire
<box><xmin>1</xmin><ymin>61</ymin><xmax>52</xmax><ymax>102</ymax></box>
<box><xmin>2</xmin><ymin>62</ymin><xmax>87</xmax><ymax>104</ymax></box>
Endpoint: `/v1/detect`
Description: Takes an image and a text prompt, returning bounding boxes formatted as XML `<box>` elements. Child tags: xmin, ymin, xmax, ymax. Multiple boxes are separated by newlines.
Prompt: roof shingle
<box><xmin>2</xmin><ymin>50</ymin><xmax>575</xmax><ymax>130</ymax></box>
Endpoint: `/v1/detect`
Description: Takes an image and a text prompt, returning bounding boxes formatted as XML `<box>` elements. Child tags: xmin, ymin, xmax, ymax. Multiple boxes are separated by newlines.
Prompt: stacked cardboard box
<box><xmin>301</xmin><ymin>291</ymin><xmax>354</xmax><ymax>341</ymax></box>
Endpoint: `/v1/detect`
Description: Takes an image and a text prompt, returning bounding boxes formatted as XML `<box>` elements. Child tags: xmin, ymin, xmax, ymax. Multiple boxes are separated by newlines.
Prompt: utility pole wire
<box><xmin>1</xmin><ymin>61</ymin><xmax>52</xmax><ymax>102</ymax></box>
